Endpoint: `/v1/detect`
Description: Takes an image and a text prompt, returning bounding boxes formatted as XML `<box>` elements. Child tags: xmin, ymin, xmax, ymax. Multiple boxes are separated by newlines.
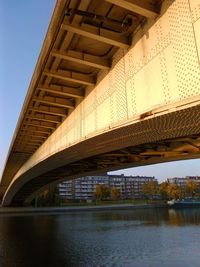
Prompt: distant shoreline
<box><xmin>0</xmin><ymin>203</ymin><xmax>168</xmax><ymax>215</ymax></box>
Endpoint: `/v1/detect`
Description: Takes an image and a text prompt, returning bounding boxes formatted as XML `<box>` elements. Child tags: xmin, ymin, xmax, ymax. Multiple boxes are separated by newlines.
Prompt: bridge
<box><xmin>1</xmin><ymin>0</ymin><xmax>200</xmax><ymax>206</ymax></box>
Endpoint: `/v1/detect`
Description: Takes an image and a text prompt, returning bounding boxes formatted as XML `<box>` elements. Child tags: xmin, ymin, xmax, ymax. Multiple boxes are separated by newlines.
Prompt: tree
<box><xmin>184</xmin><ymin>180</ymin><xmax>198</xmax><ymax>198</ymax></box>
<box><xmin>111</xmin><ymin>187</ymin><xmax>120</xmax><ymax>201</ymax></box>
<box><xmin>167</xmin><ymin>183</ymin><xmax>181</xmax><ymax>200</ymax></box>
<box><xmin>36</xmin><ymin>185</ymin><xmax>61</xmax><ymax>206</ymax></box>
<box><xmin>142</xmin><ymin>181</ymin><xmax>158</xmax><ymax>199</ymax></box>
<box><xmin>94</xmin><ymin>184</ymin><xmax>110</xmax><ymax>201</ymax></box>
<box><xmin>195</xmin><ymin>187</ymin><xmax>200</xmax><ymax>198</ymax></box>
<box><xmin>158</xmin><ymin>182</ymin><xmax>169</xmax><ymax>200</ymax></box>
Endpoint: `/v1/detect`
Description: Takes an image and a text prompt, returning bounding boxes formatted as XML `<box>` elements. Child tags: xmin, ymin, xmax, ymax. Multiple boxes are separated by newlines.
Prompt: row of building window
<box><xmin>58</xmin><ymin>174</ymin><xmax>156</xmax><ymax>200</ymax></box>
<box><xmin>58</xmin><ymin>175</ymin><xmax>200</xmax><ymax>200</ymax></box>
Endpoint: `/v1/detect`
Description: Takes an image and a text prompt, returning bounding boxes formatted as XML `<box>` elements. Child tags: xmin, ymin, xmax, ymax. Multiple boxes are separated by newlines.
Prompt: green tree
<box><xmin>111</xmin><ymin>187</ymin><xmax>120</xmax><ymax>200</ymax></box>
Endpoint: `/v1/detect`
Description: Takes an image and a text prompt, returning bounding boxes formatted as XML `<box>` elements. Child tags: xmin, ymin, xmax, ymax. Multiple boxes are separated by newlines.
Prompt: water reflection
<box><xmin>1</xmin><ymin>208</ymin><xmax>200</xmax><ymax>267</ymax></box>
<box><xmin>94</xmin><ymin>208</ymin><xmax>200</xmax><ymax>226</ymax></box>
<box><xmin>0</xmin><ymin>216</ymin><xmax>73</xmax><ymax>266</ymax></box>
<box><xmin>168</xmin><ymin>208</ymin><xmax>200</xmax><ymax>226</ymax></box>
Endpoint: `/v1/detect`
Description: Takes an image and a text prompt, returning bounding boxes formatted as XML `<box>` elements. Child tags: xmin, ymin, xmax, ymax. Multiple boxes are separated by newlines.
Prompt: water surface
<box><xmin>0</xmin><ymin>208</ymin><xmax>200</xmax><ymax>267</ymax></box>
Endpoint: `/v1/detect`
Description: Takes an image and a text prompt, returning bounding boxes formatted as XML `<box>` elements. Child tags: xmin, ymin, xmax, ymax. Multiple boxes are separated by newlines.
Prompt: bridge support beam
<box><xmin>61</xmin><ymin>20</ymin><xmax>130</xmax><ymax>49</ymax></box>
<box><xmin>104</xmin><ymin>0</ymin><xmax>159</xmax><ymax>18</ymax></box>
<box><xmin>51</xmin><ymin>49</ymin><xmax>110</xmax><ymax>70</ymax></box>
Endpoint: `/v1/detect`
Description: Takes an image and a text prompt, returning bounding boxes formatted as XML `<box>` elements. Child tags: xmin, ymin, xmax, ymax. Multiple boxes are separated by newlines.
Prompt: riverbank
<box><xmin>0</xmin><ymin>203</ymin><xmax>168</xmax><ymax>214</ymax></box>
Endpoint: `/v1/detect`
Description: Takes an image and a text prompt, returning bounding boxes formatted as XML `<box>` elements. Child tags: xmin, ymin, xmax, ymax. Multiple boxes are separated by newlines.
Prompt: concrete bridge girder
<box><xmin>3</xmin><ymin>101</ymin><xmax>200</xmax><ymax>206</ymax></box>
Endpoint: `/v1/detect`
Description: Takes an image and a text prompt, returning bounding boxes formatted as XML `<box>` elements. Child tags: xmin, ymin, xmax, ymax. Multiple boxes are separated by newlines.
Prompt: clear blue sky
<box><xmin>0</xmin><ymin>0</ymin><xmax>199</xmax><ymax>182</ymax></box>
<box><xmin>0</xmin><ymin>0</ymin><xmax>56</xmax><ymax>177</ymax></box>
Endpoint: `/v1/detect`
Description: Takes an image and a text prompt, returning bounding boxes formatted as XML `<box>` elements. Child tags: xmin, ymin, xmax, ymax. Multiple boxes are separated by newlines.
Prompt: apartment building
<box><xmin>167</xmin><ymin>176</ymin><xmax>200</xmax><ymax>187</ymax></box>
<box><xmin>58</xmin><ymin>174</ymin><xmax>157</xmax><ymax>200</ymax></box>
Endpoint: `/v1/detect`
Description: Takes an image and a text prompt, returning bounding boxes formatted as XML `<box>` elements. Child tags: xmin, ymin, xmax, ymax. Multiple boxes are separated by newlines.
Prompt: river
<box><xmin>0</xmin><ymin>207</ymin><xmax>200</xmax><ymax>267</ymax></box>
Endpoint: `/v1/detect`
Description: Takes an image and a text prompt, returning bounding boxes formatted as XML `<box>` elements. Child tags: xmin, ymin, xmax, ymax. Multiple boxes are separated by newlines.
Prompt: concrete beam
<box><xmin>21</xmin><ymin>128</ymin><xmax>51</xmax><ymax>135</ymax></box>
<box><xmin>18</xmin><ymin>135</ymin><xmax>46</xmax><ymax>141</ymax></box>
<box><xmin>29</xmin><ymin>106</ymin><xmax>67</xmax><ymax>117</ymax></box>
<box><xmin>25</xmin><ymin>122</ymin><xmax>56</xmax><ymax>130</ymax></box>
<box><xmin>43</xmin><ymin>70</ymin><xmax>95</xmax><ymax>86</ymax></box>
<box><xmin>61</xmin><ymin>20</ymin><xmax>130</xmax><ymax>49</ymax></box>
<box><xmin>19</xmin><ymin>132</ymin><xmax>48</xmax><ymax>139</ymax></box>
<box><xmin>16</xmin><ymin>140</ymin><xmax>43</xmax><ymax>145</ymax></box>
<box><xmin>33</xmin><ymin>96</ymin><xmax>75</xmax><ymax>109</ymax></box>
<box><xmin>14</xmin><ymin>143</ymin><xmax>39</xmax><ymax>149</ymax></box>
<box><xmin>51</xmin><ymin>49</ymin><xmax>110</xmax><ymax>70</ymax></box>
<box><xmin>37</xmin><ymin>85</ymin><xmax>84</xmax><ymax>99</ymax></box>
<box><xmin>26</xmin><ymin>114</ymin><xmax>61</xmax><ymax>124</ymax></box>
<box><xmin>13</xmin><ymin>151</ymin><xmax>35</xmax><ymax>155</ymax></box>
<box><xmin>105</xmin><ymin>0</ymin><xmax>159</xmax><ymax>18</ymax></box>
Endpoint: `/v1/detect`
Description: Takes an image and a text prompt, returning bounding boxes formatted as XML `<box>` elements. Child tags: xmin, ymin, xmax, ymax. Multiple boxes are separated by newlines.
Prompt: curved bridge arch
<box><xmin>3</xmin><ymin>101</ymin><xmax>200</xmax><ymax>206</ymax></box>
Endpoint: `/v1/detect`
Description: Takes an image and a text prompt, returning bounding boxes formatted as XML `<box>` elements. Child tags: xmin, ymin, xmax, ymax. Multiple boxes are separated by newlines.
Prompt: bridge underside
<box><xmin>1</xmin><ymin>0</ymin><xmax>163</xmax><ymax>204</ymax></box>
<box><xmin>5</xmin><ymin>102</ymin><xmax>200</xmax><ymax>206</ymax></box>
<box><xmin>1</xmin><ymin>0</ymin><xmax>200</xmax><ymax>206</ymax></box>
